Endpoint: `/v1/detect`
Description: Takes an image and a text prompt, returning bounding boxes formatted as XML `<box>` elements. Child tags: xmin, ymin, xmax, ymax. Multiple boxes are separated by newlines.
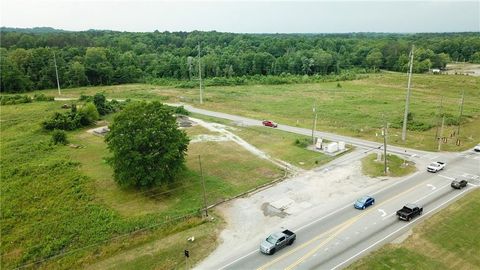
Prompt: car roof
<box><xmin>272</xmin><ymin>232</ymin><xmax>285</xmax><ymax>239</ymax></box>
<box><xmin>405</xmin><ymin>203</ymin><xmax>418</xmax><ymax>208</ymax></box>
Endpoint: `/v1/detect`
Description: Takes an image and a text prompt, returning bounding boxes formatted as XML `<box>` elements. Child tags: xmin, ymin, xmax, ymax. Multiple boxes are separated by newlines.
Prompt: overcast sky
<box><xmin>1</xmin><ymin>0</ymin><xmax>479</xmax><ymax>33</ymax></box>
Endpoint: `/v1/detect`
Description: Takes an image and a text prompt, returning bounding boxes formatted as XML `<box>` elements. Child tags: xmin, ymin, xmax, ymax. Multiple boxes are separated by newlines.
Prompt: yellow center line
<box><xmin>257</xmin><ymin>178</ymin><xmax>431</xmax><ymax>270</ymax></box>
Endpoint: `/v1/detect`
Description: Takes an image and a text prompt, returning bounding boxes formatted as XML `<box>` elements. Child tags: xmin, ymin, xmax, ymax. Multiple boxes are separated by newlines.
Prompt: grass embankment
<box><xmin>361</xmin><ymin>153</ymin><xmax>416</xmax><ymax>177</ymax></box>
<box><xmin>349</xmin><ymin>189</ymin><xmax>480</xmax><ymax>270</ymax></box>
<box><xmin>0</xmin><ymin>101</ymin><xmax>282</xmax><ymax>269</ymax></box>
<box><xmin>34</xmin><ymin>72</ymin><xmax>480</xmax><ymax>151</ymax></box>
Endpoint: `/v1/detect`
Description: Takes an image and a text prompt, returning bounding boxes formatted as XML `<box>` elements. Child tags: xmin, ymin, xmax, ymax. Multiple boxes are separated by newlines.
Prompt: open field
<box><xmin>348</xmin><ymin>189</ymin><xmax>480</xmax><ymax>270</ymax></box>
<box><xmin>361</xmin><ymin>153</ymin><xmax>417</xmax><ymax>177</ymax></box>
<box><xmin>0</xmin><ymin>101</ymin><xmax>285</xmax><ymax>269</ymax></box>
<box><xmin>34</xmin><ymin>72</ymin><xmax>480</xmax><ymax>151</ymax></box>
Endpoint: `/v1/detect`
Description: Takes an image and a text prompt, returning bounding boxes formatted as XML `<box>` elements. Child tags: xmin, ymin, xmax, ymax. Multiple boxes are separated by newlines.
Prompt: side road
<box><xmin>174</xmin><ymin>104</ymin><xmax>438</xmax><ymax>159</ymax></box>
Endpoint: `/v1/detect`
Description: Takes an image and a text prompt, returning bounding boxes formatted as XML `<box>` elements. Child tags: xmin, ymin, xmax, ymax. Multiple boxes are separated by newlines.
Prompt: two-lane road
<box><xmin>218</xmin><ymin>153</ymin><xmax>479</xmax><ymax>270</ymax></box>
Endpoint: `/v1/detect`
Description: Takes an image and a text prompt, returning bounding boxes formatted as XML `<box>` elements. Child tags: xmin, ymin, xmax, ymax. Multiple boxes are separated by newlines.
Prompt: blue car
<box><xmin>354</xmin><ymin>196</ymin><xmax>375</xmax><ymax>210</ymax></box>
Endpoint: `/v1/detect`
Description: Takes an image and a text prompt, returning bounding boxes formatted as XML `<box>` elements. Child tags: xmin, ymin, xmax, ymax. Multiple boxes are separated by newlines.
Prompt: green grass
<box><xmin>190</xmin><ymin>113</ymin><xmax>337</xmax><ymax>170</ymax></box>
<box><xmin>0</xmin><ymin>101</ymin><xmax>282</xmax><ymax>269</ymax></box>
<box><xmin>29</xmin><ymin>72</ymin><xmax>480</xmax><ymax>151</ymax></box>
<box><xmin>348</xmin><ymin>189</ymin><xmax>480</xmax><ymax>270</ymax></box>
<box><xmin>361</xmin><ymin>153</ymin><xmax>417</xmax><ymax>177</ymax></box>
<box><xmin>349</xmin><ymin>247</ymin><xmax>448</xmax><ymax>270</ymax></box>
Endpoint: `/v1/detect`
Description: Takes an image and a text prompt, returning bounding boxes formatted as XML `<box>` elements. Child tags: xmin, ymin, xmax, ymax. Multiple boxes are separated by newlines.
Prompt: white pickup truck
<box><xmin>427</xmin><ymin>161</ymin><xmax>446</xmax><ymax>173</ymax></box>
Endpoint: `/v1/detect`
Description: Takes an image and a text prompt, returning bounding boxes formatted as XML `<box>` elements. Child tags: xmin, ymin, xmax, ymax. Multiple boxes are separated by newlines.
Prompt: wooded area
<box><xmin>1</xmin><ymin>28</ymin><xmax>479</xmax><ymax>92</ymax></box>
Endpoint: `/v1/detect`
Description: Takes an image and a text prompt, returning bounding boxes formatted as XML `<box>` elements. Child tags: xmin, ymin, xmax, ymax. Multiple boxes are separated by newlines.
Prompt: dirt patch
<box><xmin>261</xmin><ymin>202</ymin><xmax>288</xmax><ymax>218</ymax></box>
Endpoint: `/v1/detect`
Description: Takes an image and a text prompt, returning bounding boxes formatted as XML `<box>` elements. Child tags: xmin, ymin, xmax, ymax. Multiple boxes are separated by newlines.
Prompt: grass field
<box><xmin>0</xmin><ymin>101</ymin><xmax>284</xmax><ymax>269</ymax></box>
<box><xmin>348</xmin><ymin>189</ymin><xmax>480</xmax><ymax>270</ymax></box>
<box><xmin>34</xmin><ymin>72</ymin><xmax>480</xmax><ymax>151</ymax></box>
<box><xmin>361</xmin><ymin>153</ymin><xmax>417</xmax><ymax>177</ymax></box>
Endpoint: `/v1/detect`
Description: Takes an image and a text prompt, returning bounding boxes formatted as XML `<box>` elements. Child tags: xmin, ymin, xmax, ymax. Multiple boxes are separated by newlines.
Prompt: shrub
<box><xmin>78</xmin><ymin>102</ymin><xmax>99</xmax><ymax>126</ymax></box>
<box><xmin>51</xmin><ymin>129</ymin><xmax>68</xmax><ymax>145</ymax></box>
<box><xmin>43</xmin><ymin>112</ymin><xmax>80</xmax><ymax>131</ymax></box>
<box><xmin>294</xmin><ymin>138</ymin><xmax>310</xmax><ymax>148</ymax></box>
<box><xmin>0</xmin><ymin>95</ymin><xmax>32</xmax><ymax>105</ymax></box>
<box><xmin>33</xmin><ymin>93</ymin><xmax>55</xmax><ymax>101</ymax></box>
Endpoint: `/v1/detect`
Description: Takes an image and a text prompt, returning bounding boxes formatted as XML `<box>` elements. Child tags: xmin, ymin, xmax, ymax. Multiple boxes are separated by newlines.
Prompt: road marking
<box><xmin>218</xmin><ymin>249</ymin><xmax>258</xmax><ymax>270</ymax></box>
<box><xmin>414</xmin><ymin>183</ymin><xmax>450</xmax><ymax>204</ymax></box>
<box><xmin>378</xmin><ymin>209</ymin><xmax>387</xmax><ymax>217</ymax></box>
<box><xmin>295</xmin><ymin>203</ymin><xmax>352</xmax><ymax>231</ymax></box>
<box><xmin>426</xmin><ymin>184</ymin><xmax>436</xmax><ymax>190</ymax></box>
<box><xmin>331</xmin><ymin>187</ymin><xmax>474</xmax><ymax>270</ymax></box>
<box><xmin>276</xmin><ymin>178</ymin><xmax>442</xmax><ymax>270</ymax></box>
<box><xmin>438</xmin><ymin>174</ymin><xmax>455</xmax><ymax>180</ymax></box>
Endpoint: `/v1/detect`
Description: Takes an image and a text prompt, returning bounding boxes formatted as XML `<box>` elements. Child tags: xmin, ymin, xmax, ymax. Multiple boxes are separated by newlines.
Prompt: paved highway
<box><xmin>216</xmin><ymin>151</ymin><xmax>479</xmax><ymax>270</ymax></box>
<box><xmin>182</xmin><ymin>105</ymin><xmax>480</xmax><ymax>270</ymax></box>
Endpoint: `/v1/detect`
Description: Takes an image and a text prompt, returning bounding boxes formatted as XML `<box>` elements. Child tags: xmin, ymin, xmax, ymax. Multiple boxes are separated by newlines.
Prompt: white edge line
<box><xmin>413</xmin><ymin>184</ymin><xmax>449</xmax><ymax>204</ymax></box>
<box><xmin>331</xmin><ymin>187</ymin><xmax>473</xmax><ymax>270</ymax></box>
<box><xmin>297</xmin><ymin>170</ymin><xmax>422</xmax><ymax>232</ymax></box>
<box><xmin>296</xmin><ymin>203</ymin><xmax>352</xmax><ymax>231</ymax></box>
<box><xmin>218</xmin><ymin>249</ymin><xmax>258</xmax><ymax>270</ymax></box>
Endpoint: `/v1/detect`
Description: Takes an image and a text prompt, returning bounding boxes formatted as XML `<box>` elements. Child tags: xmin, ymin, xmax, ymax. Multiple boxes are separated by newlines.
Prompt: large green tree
<box><xmin>105</xmin><ymin>102</ymin><xmax>189</xmax><ymax>188</ymax></box>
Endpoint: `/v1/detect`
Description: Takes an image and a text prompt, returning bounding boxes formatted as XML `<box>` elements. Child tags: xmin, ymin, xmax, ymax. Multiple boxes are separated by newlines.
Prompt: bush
<box><xmin>43</xmin><ymin>112</ymin><xmax>80</xmax><ymax>131</ymax></box>
<box><xmin>78</xmin><ymin>102</ymin><xmax>99</xmax><ymax>126</ymax></box>
<box><xmin>33</xmin><ymin>93</ymin><xmax>55</xmax><ymax>101</ymax></box>
<box><xmin>294</xmin><ymin>138</ymin><xmax>310</xmax><ymax>148</ymax></box>
<box><xmin>51</xmin><ymin>129</ymin><xmax>68</xmax><ymax>145</ymax></box>
<box><xmin>0</xmin><ymin>95</ymin><xmax>32</xmax><ymax>105</ymax></box>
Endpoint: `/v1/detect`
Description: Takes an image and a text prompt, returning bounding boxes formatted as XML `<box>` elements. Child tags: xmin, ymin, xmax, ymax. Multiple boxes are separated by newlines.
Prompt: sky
<box><xmin>1</xmin><ymin>0</ymin><xmax>479</xmax><ymax>33</ymax></box>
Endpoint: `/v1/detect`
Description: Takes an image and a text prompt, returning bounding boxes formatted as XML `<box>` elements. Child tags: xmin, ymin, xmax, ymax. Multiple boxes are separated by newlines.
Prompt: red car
<box><xmin>262</xmin><ymin>120</ymin><xmax>278</xmax><ymax>128</ymax></box>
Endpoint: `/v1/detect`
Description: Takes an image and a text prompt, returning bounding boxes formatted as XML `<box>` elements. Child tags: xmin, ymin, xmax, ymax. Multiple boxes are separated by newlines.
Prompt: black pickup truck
<box><xmin>396</xmin><ymin>204</ymin><xmax>423</xmax><ymax>221</ymax></box>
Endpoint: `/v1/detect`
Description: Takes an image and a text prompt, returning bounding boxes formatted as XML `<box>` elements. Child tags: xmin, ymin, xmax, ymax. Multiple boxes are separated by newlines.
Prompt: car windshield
<box><xmin>266</xmin><ymin>235</ymin><xmax>276</xmax><ymax>244</ymax></box>
<box><xmin>429</xmin><ymin>163</ymin><xmax>439</xmax><ymax>167</ymax></box>
<box><xmin>357</xmin><ymin>197</ymin><xmax>368</xmax><ymax>204</ymax></box>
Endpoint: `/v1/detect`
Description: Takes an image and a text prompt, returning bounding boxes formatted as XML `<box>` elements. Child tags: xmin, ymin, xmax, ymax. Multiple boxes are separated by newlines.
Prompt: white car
<box><xmin>427</xmin><ymin>161</ymin><xmax>446</xmax><ymax>173</ymax></box>
<box><xmin>474</xmin><ymin>144</ymin><xmax>480</xmax><ymax>152</ymax></box>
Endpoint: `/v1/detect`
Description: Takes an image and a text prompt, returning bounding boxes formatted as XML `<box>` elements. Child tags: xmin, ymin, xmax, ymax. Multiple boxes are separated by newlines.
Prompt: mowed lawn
<box><xmin>348</xmin><ymin>189</ymin><xmax>480</xmax><ymax>270</ymax></box>
<box><xmin>36</xmin><ymin>72</ymin><xmax>480</xmax><ymax>151</ymax></box>
<box><xmin>0</xmin><ymin>101</ymin><xmax>283</xmax><ymax>269</ymax></box>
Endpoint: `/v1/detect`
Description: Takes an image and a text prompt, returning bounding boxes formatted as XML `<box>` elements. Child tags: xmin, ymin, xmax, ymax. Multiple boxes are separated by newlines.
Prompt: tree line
<box><xmin>1</xmin><ymin>28</ymin><xmax>479</xmax><ymax>93</ymax></box>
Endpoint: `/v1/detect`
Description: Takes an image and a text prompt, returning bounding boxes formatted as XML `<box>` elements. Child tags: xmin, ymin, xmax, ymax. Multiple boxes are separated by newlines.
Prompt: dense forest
<box><xmin>1</xmin><ymin>28</ymin><xmax>479</xmax><ymax>93</ymax></box>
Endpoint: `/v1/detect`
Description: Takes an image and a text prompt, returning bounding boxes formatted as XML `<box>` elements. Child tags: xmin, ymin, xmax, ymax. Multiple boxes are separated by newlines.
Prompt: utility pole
<box><xmin>53</xmin><ymin>50</ymin><xmax>61</xmax><ymax>96</ymax></box>
<box><xmin>198</xmin><ymin>155</ymin><xmax>208</xmax><ymax>217</ymax></box>
<box><xmin>457</xmin><ymin>89</ymin><xmax>465</xmax><ymax>137</ymax></box>
<box><xmin>198</xmin><ymin>43</ymin><xmax>203</xmax><ymax>104</ymax></box>
<box><xmin>438</xmin><ymin>115</ymin><xmax>445</xmax><ymax>151</ymax></box>
<box><xmin>401</xmin><ymin>45</ymin><xmax>415</xmax><ymax>142</ymax></box>
<box><xmin>382</xmin><ymin>115</ymin><xmax>388</xmax><ymax>175</ymax></box>
<box><xmin>311</xmin><ymin>101</ymin><xmax>317</xmax><ymax>144</ymax></box>
<box><xmin>434</xmin><ymin>97</ymin><xmax>443</xmax><ymax>142</ymax></box>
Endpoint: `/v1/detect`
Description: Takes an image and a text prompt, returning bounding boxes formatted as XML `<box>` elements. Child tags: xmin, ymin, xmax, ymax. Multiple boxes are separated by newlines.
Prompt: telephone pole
<box><xmin>198</xmin><ymin>44</ymin><xmax>203</xmax><ymax>104</ymax></box>
<box><xmin>198</xmin><ymin>155</ymin><xmax>208</xmax><ymax>217</ymax></box>
<box><xmin>53</xmin><ymin>50</ymin><xmax>61</xmax><ymax>96</ymax></box>
<box><xmin>401</xmin><ymin>45</ymin><xmax>415</xmax><ymax>142</ymax></box>
<box><xmin>311</xmin><ymin>101</ymin><xmax>318</xmax><ymax>144</ymax></box>
<box><xmin>438</xmin><ymin>116</ymin><xmax>445</xmax><ymax>151</ymax></box>
<box><xmin>457</xmin><ymin>89</ymin><xmax>465</xmax><ymax>137</ymax></box>
<box><xmin>382</xmin><ymin>115</ymin><xmax>388</xmax><ymax>175</ymax></box>
<box><xmin>434</xmin><ymin>97</ymin><xmax>443</xmax><ymax>142</ymax></box>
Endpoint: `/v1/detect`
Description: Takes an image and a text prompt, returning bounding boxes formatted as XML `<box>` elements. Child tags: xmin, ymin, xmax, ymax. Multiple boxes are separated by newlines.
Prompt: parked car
<box><xmin>262</xmin><ymin>120</ymin><xmax>278</xmax><ymax>128</ymax></box>
<box><xmin>451</xmin><ymin>179</ymin><xmax>468</xmax><ymax>189</ymax></box>
<box><xmin>260</xmin><ymin>229</ymin><xmax>296</xmax><ymax>255</ymax></box>
<box><xmin>354</xmin><ymin>196</ymin><xmax>375</xmax><ymax>210</ymax></box>
<box><xmin>427</xmin><ymin>161</ymin><xmax>446</xmax><ymax>173</ymax></box>
<box><xmin>474</xmin><ymin>144</ymin><xmax>480</xmax><ymax>152</ymax></box>
<box><xmin>396</xmin><ymin>204</ymin><xmax>423</xmax><ymax>221</ymax></box>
